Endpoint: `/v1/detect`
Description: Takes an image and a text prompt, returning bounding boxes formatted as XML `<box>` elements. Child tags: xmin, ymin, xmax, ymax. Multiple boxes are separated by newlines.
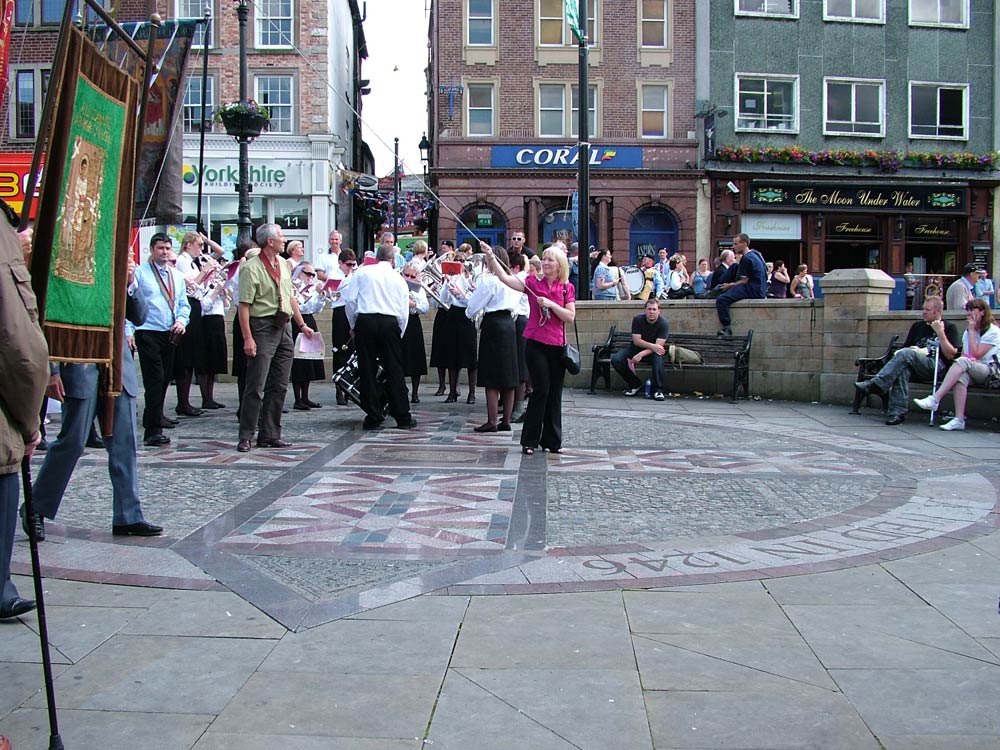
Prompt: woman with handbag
<box><xmin>481</xmin><ymin>241</ymin><xmax>576</xmax><ymax>455</ymax></box>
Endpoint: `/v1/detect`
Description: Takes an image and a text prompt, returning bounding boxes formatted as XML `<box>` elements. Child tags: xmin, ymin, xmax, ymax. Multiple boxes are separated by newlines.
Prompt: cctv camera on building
<box><xmin>726</xmin><ymin>181</ymin><xmax>740</xmax><ymax>194</ymax></box>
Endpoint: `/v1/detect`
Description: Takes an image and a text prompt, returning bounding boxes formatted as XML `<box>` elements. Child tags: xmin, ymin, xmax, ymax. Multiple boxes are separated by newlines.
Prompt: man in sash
<box><xmin>133</xmin><ymin>233</ymin><xmax>190</xmax><ymax>447</ymax></box>
<box><xmin>236</xmin><ymin>223</ymin><xmax>314</xmax><ymax>453</ymax></box>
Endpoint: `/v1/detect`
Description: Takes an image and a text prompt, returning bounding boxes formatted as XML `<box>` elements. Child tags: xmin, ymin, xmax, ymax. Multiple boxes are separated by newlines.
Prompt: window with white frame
<box><xmin>182</xmin><ymin>76</ymin><xmax>214</xmax><ymax>133</ymax></box>
<box><xmin>539</xmin><ymin>0</ymin><xmax>597</xmax><ymax>46</ymax></box>
<box><xmin>11</xmin><ymin>68</ymin><xmax>49</xmax><ymax>139</ymax></box>
<box><xmin>175</xmin><ymin>0</ymin><xmax>212</xmax><ymax>46</ymax></box>
<box><xmin>824</xmin><ymin>0</ymin><xmax>883</xmax><ymax>22</ymax></box>
<box><xmin>15</xmin><ymin>0</ymin><xmax>103</xmax><ymax>25</ymax></box>
<box><xmin>910</xmin><ymin>83</ymin><xmax>967</xmax><ymax>139</ymax></box>
<box><xmin>538</xmin><ymin>82</ymin><xmax>596</xmax><ymax>137</ymax></box>
<box><xmin>466</xmin><ymin>82</ymin><xmax>495</xmax><ymax>136</ymax></box>
<box><xmin>736</xmin><ymin>0</ymin><xmax>797</xmax><ymax>17</ymax></box>
<box><xmin>824</xmin><ymin>78</ymin><xmax>884</xmax><ymax>135</ymax></box>
<box><xmin>255</xmin><ymin>0</ymin><xmax>292</xmax><ymax>48</ymax></box>
<box><xmin>640</xmin><ymin>84</ymin><xmax>669</xmax><ymax>138</ymax></box>
<box><xmin>254</xmin><ymin>75</ymin><xmax>293</xmax><ymax>133</ymax></box>
<box><xmin>640</xmin><ymin>0</ymin><xmax>668</xmax><ymax>47</ymax></box>
<box><xmin>736</xmin><ymin>74</ymin><xmax>797</xmax><ymax>131</ymax></box>
<box><xmin>467</xmin><ymin>0</ymin><xmax>493</xmax><ymax>45</ymax></box>
<box><xmin>909</xmin><ymin>0</ymin><xmax>968</xmax><ymax>27</ymax></box>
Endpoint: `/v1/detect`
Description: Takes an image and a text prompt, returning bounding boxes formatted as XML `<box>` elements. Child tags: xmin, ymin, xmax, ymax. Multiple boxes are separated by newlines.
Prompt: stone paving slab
<box><xmin>0</xmin><ymin>708</ymin><xmax>213</xmax><ymax>750</ymax></box>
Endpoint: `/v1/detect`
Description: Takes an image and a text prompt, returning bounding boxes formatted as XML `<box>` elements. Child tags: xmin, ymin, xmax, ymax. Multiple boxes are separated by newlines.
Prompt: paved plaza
<box><xmin>1</xmin><ymin>382</ymin><xmax>999</xmax><ymax>749</ymax></box>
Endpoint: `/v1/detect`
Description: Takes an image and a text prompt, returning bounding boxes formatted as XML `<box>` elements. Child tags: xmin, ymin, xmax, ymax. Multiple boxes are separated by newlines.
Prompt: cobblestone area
<box><xmin>561</xmin><ymin>414</ymin><xmax>804</xmax><ymax>450</ymax></box>
<box><xmin>546</xmin><ymin>474</ymin><xmax>887</xmax><ymax>546</ymax></box>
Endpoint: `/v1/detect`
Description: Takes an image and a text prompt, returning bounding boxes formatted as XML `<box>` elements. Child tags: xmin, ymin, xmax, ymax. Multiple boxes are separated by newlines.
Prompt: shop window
<box><xmin>736</xmin><ymin>74</ymin><xmax>797</xmax><ymax>132</ymax></box>
<box><xmin>182</xmin><ymin>75</ymin><xmax>214</xmax><ymax>134</ymax></box>
<box><xmin>254</xmin><ymin>74</ymin><xmax>293</xmax><ymax>133</ymax></box>
<box><xmin>466</xmin><ymin>82</ymin><xmax>495</xmax><ymax>137</ymax></box>
<box><xmin>467</xmin><ymin>0</ymin><xmax>493</xmax><ymax>45</ymax></box>
<box><xmin>909</xmin><ymin>0</ymin><xmax>968</xmax><ymax>28</ymax></box>
<box><xmin>824</xmin><ymin>0</ymin><xmax>883</xmax><ymax>22</ymax></box>
<box><xmin>909</xmin><ymin>83</ymin><xmax>967</xmax><ymax>140</ymax></box>
<box><xmin>255</xmin><ymin>0</ymin><xmax>292</xmax><ymax>48</ymax></box>
<box><xmin>10</xmin><ymin>68</ymin><xmax>49</xmax><ymax>140</ymax></box>
<box><xmin>537</xmin><ymin>82</ymin><xmax>597</xmax><ymax>138</ymax></box>
<box><xmin>639</xmin><ymin>83</ymin><xmax>670</xmax><ymax>138</ymax></box>
<box><xmin>824</xmin><ymin>77</ymin><xmax>884</xmax><ymax>136</ymax></box>
<box><xmin>735</xmin><ymin>0</ymin><xmax>797</xmax><ymax>18</ymax></box>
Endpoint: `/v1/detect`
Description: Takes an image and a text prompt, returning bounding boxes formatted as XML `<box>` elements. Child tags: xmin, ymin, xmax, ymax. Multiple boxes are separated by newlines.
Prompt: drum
<box><xmin>331</xmin><ymin>352</ymin><xmax>389</xmax><ymax>415</ymax></box>
<box><xmin>623</xmin><ymin>267</ymin><xmax>645</xmax><ymax>296</ymax></box>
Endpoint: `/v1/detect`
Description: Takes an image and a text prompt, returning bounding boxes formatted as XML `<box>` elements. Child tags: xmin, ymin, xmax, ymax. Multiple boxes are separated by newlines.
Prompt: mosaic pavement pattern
<box><xmin>15</xmin><ymin>391</ymin><xmax>999</xmax><ymax>628</ymax></box>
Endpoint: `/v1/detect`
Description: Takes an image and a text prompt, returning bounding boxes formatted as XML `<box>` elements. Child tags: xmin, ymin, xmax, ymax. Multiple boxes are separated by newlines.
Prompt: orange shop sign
<box><xmin>0</xmin><ymin>153</ymin><xmax>42</xmax><ymax>219</ymax></box>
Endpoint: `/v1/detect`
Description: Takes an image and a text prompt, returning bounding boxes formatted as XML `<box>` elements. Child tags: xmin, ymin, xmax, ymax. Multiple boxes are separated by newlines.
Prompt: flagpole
<box><xmin>574</xmin><ymin>1</ymin><xmax>590</xmax><ymax>300</ymax></box>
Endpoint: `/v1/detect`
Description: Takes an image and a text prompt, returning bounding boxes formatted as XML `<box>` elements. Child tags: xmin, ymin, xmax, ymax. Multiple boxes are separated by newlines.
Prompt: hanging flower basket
<box><xmin>214</xmin><ymin>100</ymin><xmax>271</xmax><ymax>139</ymax></box>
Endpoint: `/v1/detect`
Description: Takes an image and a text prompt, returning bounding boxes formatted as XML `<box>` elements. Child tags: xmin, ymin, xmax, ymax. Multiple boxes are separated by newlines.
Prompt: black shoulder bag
<box><xmin>560</xmin><ymin>285</ymin><xmax>581</xmax><ymax>375</ymax></box>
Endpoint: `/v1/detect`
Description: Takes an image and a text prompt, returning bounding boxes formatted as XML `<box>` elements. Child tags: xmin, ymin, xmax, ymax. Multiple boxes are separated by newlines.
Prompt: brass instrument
<box><xmin>419</xmin><ymin>257</ymin><xmax>451</xmax><ymax>309</ymax></box>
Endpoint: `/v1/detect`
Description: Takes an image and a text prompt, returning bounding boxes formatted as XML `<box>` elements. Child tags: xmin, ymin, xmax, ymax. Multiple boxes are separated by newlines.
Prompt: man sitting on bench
<box><xmin>611</xmin><ymin>298</ymin><xmax>668</xmax><ymax>401</ymax></box>
<box><xmin>854</xmin><ymin>296</ymin><xmax>960</xmax><ymax>425</ymax></box>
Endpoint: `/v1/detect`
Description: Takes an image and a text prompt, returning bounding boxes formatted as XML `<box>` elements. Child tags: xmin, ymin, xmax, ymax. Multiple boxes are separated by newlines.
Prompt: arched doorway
<box><xmin>629</xmin><ymin>206</ymin><xmax>678</xmax><ymax>264</ymax></box>
<box><xmin>455</xmin><ymin>204</ymin><xmax>508</xmax><ymax>249</ymax></box>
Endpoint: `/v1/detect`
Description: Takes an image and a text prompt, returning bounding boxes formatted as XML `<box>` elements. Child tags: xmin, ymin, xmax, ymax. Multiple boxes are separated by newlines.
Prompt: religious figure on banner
<box><xmin>53</xmin><ymin>136</ymin><xmax>104</xmax><ymax>285</ymax></box>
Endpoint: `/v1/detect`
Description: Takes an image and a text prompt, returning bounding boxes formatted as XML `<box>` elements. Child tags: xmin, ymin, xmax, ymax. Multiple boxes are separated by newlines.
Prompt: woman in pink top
<box><xmin>482</xmin><ymin>241</ymin><xmax>576</xmax><ymax>455</ymax></box>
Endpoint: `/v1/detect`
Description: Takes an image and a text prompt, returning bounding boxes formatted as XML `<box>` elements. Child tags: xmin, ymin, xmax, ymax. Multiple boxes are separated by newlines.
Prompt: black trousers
<box><xmin>522</xmin><ymin>338</ymin><xmax>565</xmax><ymax>451</ymax></box>
<box><xmin>355</xmin><ymin>313</ymin><xmax>410</xmax><ymax>423</ymax></box>
<box><xmin>134</xmin><ymin>329</ymin><xmax>175</xmax><ymax>438</ymax></box>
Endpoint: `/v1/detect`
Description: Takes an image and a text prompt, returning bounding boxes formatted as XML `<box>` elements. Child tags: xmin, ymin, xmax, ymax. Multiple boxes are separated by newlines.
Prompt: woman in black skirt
<box><xmin>195</xmin><ymin>236</ymin><xmax>230</xmax><ymax>409</ymax></box>
<box><xmin>439</xmin><ymin>244</ymin><xmax>478</xmax><ymax>403</ymax></box>
<box><xmin>428</xmin><ymin>242</ymin><xmax>454</xmax><ymax>395</ymax></box>
<box><xmin>401</xmin><ymin>262</ymin><xmax>429</xmax><ymax>403</ymax></box>
<box><xmin>290</xmin><ymin>262</ymin><xmax>327</xmax><ymax>409</ymax></box>
<box><xmin>465</xmin><ymin>247</ymin><xmax>519</xmax><ymax>431</ymax></box>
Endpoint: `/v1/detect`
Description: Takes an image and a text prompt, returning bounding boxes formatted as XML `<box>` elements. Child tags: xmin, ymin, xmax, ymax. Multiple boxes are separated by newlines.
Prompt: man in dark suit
<box><xmin>23</xmin><ymin>256</ymin><xmax>163</xmax><ymax>540</ymax></box>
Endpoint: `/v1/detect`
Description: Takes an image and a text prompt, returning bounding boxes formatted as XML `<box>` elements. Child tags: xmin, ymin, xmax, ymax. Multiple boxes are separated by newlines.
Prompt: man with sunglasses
<box><xmin>508</xmin><ymin>231</ymin><xmax>535</xmax><ymax>259</ymax></box>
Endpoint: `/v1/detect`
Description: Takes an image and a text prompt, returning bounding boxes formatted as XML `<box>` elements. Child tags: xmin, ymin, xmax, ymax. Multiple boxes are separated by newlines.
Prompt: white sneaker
<box><xmin>624</xmin><ymin>387</ymin><xmax>641</xmax><ymax>397</ymax></box>
<box><xmin>939</xmin><ymin>417</ymin><xmax>966</xmax><ymax>431</ymax></box>
<box><xmin>653</xmin><ymin>391</ymin><xmax>665</xmax><ymax>401</ymax></box>
<box><xmin>913</xmin><ymin>395</ymin><xmax>939</xmax><ymax>411</ymax></box>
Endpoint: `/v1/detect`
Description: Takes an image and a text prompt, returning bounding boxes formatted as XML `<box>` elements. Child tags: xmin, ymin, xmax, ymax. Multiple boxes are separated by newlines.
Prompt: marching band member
<box><xmin>438</xmin><ymin>243</ymin><xmax>478</xmax><ymax>404</ymax></box>
<box><xmin>329</xmin><ymin>248</ymin><xmax>357</xmax><ymax>405</ymax></box>
<box><xmin>341</xmin><ymin>243</ymin><xmax>416</xmax><ymax>430</ymax></box>
<box><xmin>290</xmin><ymin>261</ymin><xmax>326</xmax><ymax>410</ymax></box>
<box><xmin>282</xmin><ymin>239</ymin><xmax>305</xmax><ymax>274</ymax></box>
<box><xmin>173</xmin><ymin>232</ymin><xmax>217</xmax><ymax>418</ymax></box>
<box><xmin>510</xmin><ymin>252</ymin><xmax>531</xmax><ymax>422</ymax></box>
<box><xmin>465</xmin><ymin>247</ymin><xmax>520</xmax><ymax>431</ymax></box>
<box><xmin>410</xmin><ymin>240</ymin><xmax>429</xmax><ymax>271</ymax></box>
<box><xmin>430</xmin><ymin>240</ymin><xmax>456</xmax><ymax>395</ymax></box>
<box><xmin>195</xmin><ymin>235</ymin><xmax>230</xmax><ymax>409</ymax></box>
<box><xmin>401</xmin><ymin>262</ymin><xmax>429</xmax><ymax>403</ymax></box>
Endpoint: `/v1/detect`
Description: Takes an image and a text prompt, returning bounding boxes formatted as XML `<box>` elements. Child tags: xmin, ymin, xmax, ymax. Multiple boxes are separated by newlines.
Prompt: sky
<box><xmin>360</xmin><ymin>1</ymin><xmax>430</xmax><ymax>179</ymax></box>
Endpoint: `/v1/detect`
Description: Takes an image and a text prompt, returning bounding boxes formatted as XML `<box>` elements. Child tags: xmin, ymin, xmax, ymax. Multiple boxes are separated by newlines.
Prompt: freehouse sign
<box><xmin>749</xmin><ymin>182</ymin><xmax>965</xmax><ymax>214</ymax></box>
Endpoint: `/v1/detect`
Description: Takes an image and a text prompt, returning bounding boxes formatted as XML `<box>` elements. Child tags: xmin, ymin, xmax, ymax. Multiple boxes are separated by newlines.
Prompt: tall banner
<box><xmin>30</xmin><ymin>25</ymin><xmax>139</xmax><ymax>393</ymax></box>
<box><xmin>91</xmin><ymin>19</ymin><xmax>198</xmax><ymax>224</ymax></box>
<box><xmin>0</xmin><ymin>0</ymin><xmax>15</xmax><ymax>99</ymax></box>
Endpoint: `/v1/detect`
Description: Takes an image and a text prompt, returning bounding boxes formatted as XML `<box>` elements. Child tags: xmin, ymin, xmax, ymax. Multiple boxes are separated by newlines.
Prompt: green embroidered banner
<box><xmin>45</xmin><ymin>75</ymin><xmax>126</xmax><ymax>327</ymax></box>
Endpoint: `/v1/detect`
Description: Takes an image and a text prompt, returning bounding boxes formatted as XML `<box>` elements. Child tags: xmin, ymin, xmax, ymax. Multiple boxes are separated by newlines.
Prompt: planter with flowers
<box><xmin>214</xmin><ymin>100</ymin><xmax>271</xmax><ymax>139</ymax></box>
<box><xmin>715</xmin><ymin>144</ymin><xmax>997</xmax><ymax>174</ymax></box>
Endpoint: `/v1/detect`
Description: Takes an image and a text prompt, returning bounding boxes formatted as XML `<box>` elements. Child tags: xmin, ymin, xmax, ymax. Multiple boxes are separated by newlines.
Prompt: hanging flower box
<box><xmin>214</xmin><ymin>100</ymin><xmax>271</xmax><ymax>139</ymax></box>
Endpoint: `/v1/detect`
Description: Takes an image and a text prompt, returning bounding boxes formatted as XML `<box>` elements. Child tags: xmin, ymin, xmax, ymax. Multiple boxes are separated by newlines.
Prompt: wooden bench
<box><xmin>589</xmin><ymin>327</ymin><xmax>753</xmax><ymax>402</ymax></box>
<box><xmin>851</xmin><ymin>335</ymin><xmax>1000</xmax><ymax>414</ymax></box>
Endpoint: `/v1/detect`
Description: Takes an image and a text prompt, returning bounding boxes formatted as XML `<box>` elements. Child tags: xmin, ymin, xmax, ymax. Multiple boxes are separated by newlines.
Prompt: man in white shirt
<box><xmin>314</xmin><ymin>230</ymin><xmax>342</xmax><ymax>281</ymax></box>
<box><xmin>342</xmin><ymin>244</ymin><xmax>416</xmax><ymax>430</ymax></box>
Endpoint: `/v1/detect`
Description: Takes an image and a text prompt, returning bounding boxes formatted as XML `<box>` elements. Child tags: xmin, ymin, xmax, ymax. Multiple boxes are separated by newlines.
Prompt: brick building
<box><xmin>0</xmin><ymin>0</ymin><xmax>369</xmax><ymax>259</ymax></box>
<box><xmin>427</xmin><ymin>0</ymin><xmax>700</xmax><ymax>271</ymax></box>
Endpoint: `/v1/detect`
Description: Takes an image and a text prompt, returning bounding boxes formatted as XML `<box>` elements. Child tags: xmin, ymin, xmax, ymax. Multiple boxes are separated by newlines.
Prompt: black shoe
<box><xmin>236</xmin><ymin>439</ymin><xmax>251</xmax><ymax>453</ymax></box>
<box><xmin>336</xmin><ymin>394</ymin><xmax>348</xmax><ymax>406</ymax></box>
<box><xmin>36</xmin><ymin>438</ymin><xmax>48</xmax><ymax>452</ymax></box>
<box><xmin>885</xmin><ymin>414</ymin><xmax>905</xmax><ymax>426</ymax></box>
<box><xmin>0</xmin><ymin>597</ymin><xmax>37</xmax><ymax>619</ymax></box>
<box><xmin>498</xmin><ymin>422</ymin><xmax>512</xmax><ymax>432</ymax></box>
<box><xmin>19</xmin><ymin>505</ymin><xmax>44</xmax><ymax>541</ymax></box>
<box><xmin>434</xmin><ymin>385</ymin><xmax>446</xmax><ymax>396</ymax></box>
<box><xmin>143</xmin><ymin>434</ymin><xmax>170</xmax><ymax>447</ymax></box>
<box><xmin>112</xmin><ymin>521</ymin><xmax>163</xmax><ymax>537</ymax></box>
<box><xmin>363</xmin><ymin>417</ymin><xmax>384</xmax><ymax>430</ymax></box>
<box><xmin>293</xmin><ymin>402</ymin><xmax>311</xmax><ymax>411</ymax></box>
<box><xmin>257</xmin><ymin>438</ymin><xmax>293</xmax><ymax>448</ymax></box>
<box><xmin>202</xmin><ymin>401</ymin><xmax>226</xmax><ymax>410</ymax></box>
<box><xmin>717</xmin><ymin>326</ymin><xmax>732</xmax><ymax>337</ymax></box>
<box><xmin>175</xmin><ymin>405</ymin><xmax>205</xmax><ymax>417</ymax></box>
<box><xmin>411</xmin><ymin>395</ymin><xmax>420</xmax><ymax>404</ymax></box>
<box><xmin>304</xmin><ymin>399</ymin><xmax>322</xmax><ymax>409</ymax></box>
<box><xmin>86</xmin><ymin>435</ymin><xmax>105</xmax><ymax>449</ymax></box>
<box><xmin>161</xmin><ymin>416</ymin><xmax>179</xmax><ymax>428</ymax></box>
<box><xmin>444</xmin><ymin>394</ymin><xmax>458</xmax><ymax>403</ymax></box>
<box><xmin>395</xmin><ymin>418</ymin><xmax>418</xmax><ymax>429</ymax></box>
<box><xmin>466</xmin><ymin>395</ymin><xmax>477</xmax><ymax>405</ymax></box>
<box><xmin>855</xmin><ymin>380</ymin><xmax>874</xmax><ymax>395</ymax></box>
<box><xmin>474</xmin><ymin>422</ymin><xmax>497</xmax><ymax>433</ymax></box>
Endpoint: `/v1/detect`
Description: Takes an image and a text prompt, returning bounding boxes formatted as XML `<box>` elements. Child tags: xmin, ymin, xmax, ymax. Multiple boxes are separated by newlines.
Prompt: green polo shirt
<box><xmin>238</xmin><ymin>254</ymin><xmax>293</xmax><ymax>317</ymax></box>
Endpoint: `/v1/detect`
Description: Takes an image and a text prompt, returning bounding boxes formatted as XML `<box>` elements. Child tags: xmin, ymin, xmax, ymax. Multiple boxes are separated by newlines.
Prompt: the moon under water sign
<box><xmin>53</xmin><ymin>135</ymin><xmax>105</xmax><ymax>286</ymax></box>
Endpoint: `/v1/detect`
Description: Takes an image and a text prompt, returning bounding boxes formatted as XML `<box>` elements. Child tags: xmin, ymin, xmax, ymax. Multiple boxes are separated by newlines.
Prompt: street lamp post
<box><xmin>418</xmin><ymin>134</ymin><xmax>432</xmax><ymax>248</ymax></box>
<box><xmin>393</xmin><ymin>137</ymin><xmax>400</xmax><ymax>241</ymax></box>
<box><xmin>235</xmin><ymin>0</ymin><xmax>253</xmax><ymax>247</ymax></box>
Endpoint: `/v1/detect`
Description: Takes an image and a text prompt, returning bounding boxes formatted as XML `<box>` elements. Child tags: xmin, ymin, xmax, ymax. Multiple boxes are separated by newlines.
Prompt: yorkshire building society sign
<box><xmin>748</xmin><ymin>182</ymin><xmax>965</xmax><ymax>214</ymax></box>
<box><xmin>492</xmin><ymin>145</ymin><xmax>643</xmax><ymax>169</ymax></box>
<box><xmin>182</xmin><ymin>158</ymin><xmax>295</xmax><ymax>194</ymax></box>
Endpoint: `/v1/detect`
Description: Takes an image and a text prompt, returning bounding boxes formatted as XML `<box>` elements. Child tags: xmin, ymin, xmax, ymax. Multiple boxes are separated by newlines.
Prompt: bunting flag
<box><xmin>565</xmin><ymin>0</ymin><xmax>584</xmax><ymax>41</ymax></box>
<box><xmin>90</xmin><ymin>19</ymin><xmax>199</xmax><ymax>224</ymax></box>
<box><xmin>29</xmin><ymin>25</ymin><xmax>138</xmax><ymax>393</ymax></box>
